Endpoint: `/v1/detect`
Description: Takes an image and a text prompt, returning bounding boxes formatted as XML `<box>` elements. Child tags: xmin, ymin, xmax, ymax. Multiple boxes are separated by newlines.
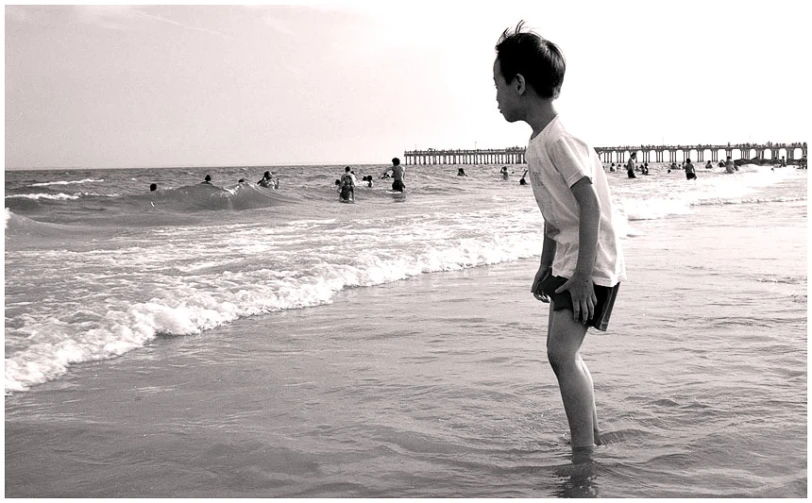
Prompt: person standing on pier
<box><xmin>493</xmin><ymin>21</ymin><xmax>626</xmax><ymax>455</ymax></box>
<box><xmin>626</xmin><ymin>153</ymin><xmax>637</xmax><ymax>178</ymax></box>
<box><xmin>381</xmin><ymin>157</ymin><xmax>406</xmax><ymax>192</ymax></box>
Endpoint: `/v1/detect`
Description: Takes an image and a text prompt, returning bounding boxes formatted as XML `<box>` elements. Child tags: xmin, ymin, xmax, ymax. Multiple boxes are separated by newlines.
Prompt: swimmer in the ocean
<box><xmin>201</xmin><ymin>174</ymin><xmax>212</xmax><ymax>184</ymax></box>
<box><xmin>257</xmin><ymin>170</ymin><xmax>278</xmax><ymax>189</ymax></box>
<box><xmin>339</xmin><ymin>166</ymin><xmax>356</xmax><ymax>201</ymax></box>
<box><xmin>684</xmin><ymin>158</ymin><xmax>697</xmax><ymax>180</ymax></box>
<box><xmin>149</xmin><ymin>183</ymin><xmax>158</xmax><ymax>192</ymax></box>
<box><xmin>500</xmin><ymin>166</ymin><xmax>509</xmax><ymax>180</ymax></box>
<box><xmin>626</xmin><ymin>153</ymin><xmax>637</xmax><ymax>178</ymax></box>
<box><xmin>519</xmin><ymin>168</ymin><xmax>528</xmax><ymax>185</ymax></box>
<box><xmin>381</xmin><ymin>157</ymin><xmax>406</xmax><ymax>192</ymax></box>
<box><xmin>458</xmin><ymin>167</ymin><xmax>468</xmax><ymax>177</ymax></box>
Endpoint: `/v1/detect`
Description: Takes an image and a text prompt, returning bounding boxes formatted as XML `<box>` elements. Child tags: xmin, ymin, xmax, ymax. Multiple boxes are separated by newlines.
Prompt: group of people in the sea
<box><xmin>150</xmin><ymin>170</ymin><xmax>282</xmax><ymax>193</ymax></box>
<box><xmin>148</xmin><ymin>149</ymin><xmax>803</xmax><ymax>199</ymax></box>
<box><xmin>334</xmin><ymin>157</ymin><xmax>407</xmax><ymax>202</ymax></box>
<box><xmin>601</xmin><ymin>152</ymin><xmax>792</xmax><ymax>181</ymax></box>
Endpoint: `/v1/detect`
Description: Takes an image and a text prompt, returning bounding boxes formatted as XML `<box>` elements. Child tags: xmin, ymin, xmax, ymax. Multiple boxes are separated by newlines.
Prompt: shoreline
<box><xmin>6</xmin><ymin>258</ymin><xmax>572</xmax><ymax>497</ymax></box>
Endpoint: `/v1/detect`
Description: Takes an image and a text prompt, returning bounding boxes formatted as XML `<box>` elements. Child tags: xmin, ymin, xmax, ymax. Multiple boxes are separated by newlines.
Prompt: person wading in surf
<box><xmin>381</xmin><ymin>157</ymin><xmax>406</xmax><ymax>193</ymax></box>
<box><xmin>493</xmin><ymin>21</ymin><xmax>627</xmax><ymax>455</ymax></box>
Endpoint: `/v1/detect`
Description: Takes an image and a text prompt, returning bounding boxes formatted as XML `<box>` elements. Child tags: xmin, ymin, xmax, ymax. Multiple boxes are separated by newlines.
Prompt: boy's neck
<box><xmin>525</xmin><ymin>100</ymin><xmax>558</xmax><ymax>139</ymax></box>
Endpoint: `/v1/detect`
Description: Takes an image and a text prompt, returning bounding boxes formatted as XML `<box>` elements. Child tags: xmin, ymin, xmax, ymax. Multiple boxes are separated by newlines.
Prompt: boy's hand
<box><xmin>531</xmin><ymin>265</ymin><xmax>550</xmax><ymax>303</ymax></box>
<box><xmin>555</xmin><ymin>272</ymin><xmax>597</xmax><ymax>324</ymax></box>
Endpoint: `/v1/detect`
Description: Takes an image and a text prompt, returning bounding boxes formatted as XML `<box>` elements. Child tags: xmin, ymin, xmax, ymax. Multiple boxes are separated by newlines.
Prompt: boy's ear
<box><xmin>514</xmin><ymin>73</ymin><xmax>527</xmax><ymax>95</ymax></box>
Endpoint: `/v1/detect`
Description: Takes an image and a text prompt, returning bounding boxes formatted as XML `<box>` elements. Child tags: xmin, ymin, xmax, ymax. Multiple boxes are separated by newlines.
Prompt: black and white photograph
<box><xmin>4</xmin><ymin>1</ymin><xmax>808</xmax><ymax>498</ymax></box>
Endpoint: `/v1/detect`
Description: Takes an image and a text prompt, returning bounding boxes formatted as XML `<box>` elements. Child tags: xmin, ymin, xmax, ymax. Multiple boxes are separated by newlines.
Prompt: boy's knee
<box><xmin>547</xmin><ymin>349</ymin><xmax>563</xmax><ymax>375</ymax></box>
<box><xmin>546</xmin><ymin>346</ymin><xmax>574</xmax><ymax>375</ymax></box>
<box><xmin>546</xmin><ymin>318</ymin><xmax>586</xmax><ymax>374</ymax></box>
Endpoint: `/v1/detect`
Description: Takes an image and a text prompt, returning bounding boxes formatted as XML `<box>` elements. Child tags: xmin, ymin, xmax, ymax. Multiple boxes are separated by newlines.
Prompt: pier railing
<box><xmin>403</xmin><ymin>143</ymin><xmax>807</xmax><ymax>165</ymax></box>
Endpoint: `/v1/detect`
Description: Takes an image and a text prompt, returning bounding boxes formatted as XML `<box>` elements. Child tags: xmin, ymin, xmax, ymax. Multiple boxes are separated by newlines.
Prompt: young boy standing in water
<box><xmin>493</xmin><ymin>22</ymin><xmax>626</xmax><ymax>452</ymax></box>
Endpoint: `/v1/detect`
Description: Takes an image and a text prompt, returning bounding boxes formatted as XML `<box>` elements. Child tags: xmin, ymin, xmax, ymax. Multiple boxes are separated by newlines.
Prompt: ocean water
<box><xmin>4</xmin><ymin>162</ymin><xmax>807</xmax><ymax>497</ymax></box>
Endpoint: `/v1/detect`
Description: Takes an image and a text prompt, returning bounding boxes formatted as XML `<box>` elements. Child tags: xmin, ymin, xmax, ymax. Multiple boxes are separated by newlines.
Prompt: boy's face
<box><xmin>493</xmin><ymin>59</ymin><xmax>521</xmax><ymax>123</ymax></box>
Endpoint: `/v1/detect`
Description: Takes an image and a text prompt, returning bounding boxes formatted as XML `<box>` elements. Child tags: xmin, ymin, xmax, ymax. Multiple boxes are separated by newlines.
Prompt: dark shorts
<box><xmin>392</xmin><ymin>180</ymin><xmax>405</xmax><ymax>192</ymax></box>
<box><xmin>686</xmin><ymin>172</ymin><xmax>696</xmax><ymax>180</ymax></box>
<box><xmin>627</xmin><ymin>171</ymin><xmax>636</xmax><ymax>179</ymax></box>
<box><xmin>539</xmin><ymin>274</ymin><xmax>620</xmax><ymax>331</ymax></box>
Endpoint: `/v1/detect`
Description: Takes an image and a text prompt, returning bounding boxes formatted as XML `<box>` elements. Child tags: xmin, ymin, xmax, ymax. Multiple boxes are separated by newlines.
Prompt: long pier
<box><xmin>403</xmin><ymin>142</ymin><xmax>808</xmax><ymax>165</ymax></box>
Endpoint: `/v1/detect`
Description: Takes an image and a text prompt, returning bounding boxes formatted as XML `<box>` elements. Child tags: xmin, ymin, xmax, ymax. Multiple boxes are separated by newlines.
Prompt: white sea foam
<box><xmin>29</xmin><ymin>178</ymin><xmax>104</xmax><ymax>187</ymax></box>
<box><xmin>4</xmin><ymin>207</ymin><xmax>547</xmax><ymax>393</ymax></box>
<box><xmin>616</xmin><ymin>164</ymin><xmax>800</xmax><ymax>222</ymax></box>
<box><xmin>6</xmin><ymin>193</ymin><xmax>82</xmax><ymax>200</ymax></box>
<box><xmin>620</xmin><ymin>198</ymin><xmax>693</xmax><ymax>221</ymax></box>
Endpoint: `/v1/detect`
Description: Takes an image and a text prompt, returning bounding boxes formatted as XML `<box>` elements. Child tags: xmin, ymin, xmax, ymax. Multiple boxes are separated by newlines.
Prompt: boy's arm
<box><xmin>531</xmin><ymin>222</ymin><xmax>557</xmax><ymax>302</ymax></box>
<box><xmin>554</xmin><ymin>176</ymin><xmax>600</xmax><ymax>323</ymax></box>
<box><xmin>540</xmin><ymin>227</ymin><xmax>556</xmax><ymax>268</ymax></box>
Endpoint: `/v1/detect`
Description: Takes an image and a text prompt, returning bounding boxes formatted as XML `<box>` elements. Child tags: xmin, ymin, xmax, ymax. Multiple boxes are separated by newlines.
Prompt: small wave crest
<box><xmin>138</xmin><ymin>183</ymin><xmax>300</xmax><ymax>213</ymax></box>
<box><xmin>757</xmin><ymin>274</ymin><xmax>806</xmax><ymax>285</ymax></box>
<box><xmin>5</xmin><ymin>192</ymin><xmax>82</xmax><ymax>201</ymax></box>
<box><xmin>29</xmin><ymin>178</ymin><xmax>104</xmax><ymax>187</ymax></box>
<box><xmin>694</xmin><ymin>195</ymin><xmax>807</xmax><ymax>206</ymax></box>
<box><xmin>4</xmin><ymin>209</ymin><xmax>100</xmax><ymax>243</ymax></box>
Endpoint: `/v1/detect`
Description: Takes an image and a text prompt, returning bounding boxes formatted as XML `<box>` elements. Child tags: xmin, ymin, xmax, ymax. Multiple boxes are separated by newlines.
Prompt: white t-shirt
<box><xmin>526</xmin><ymin>116</ymin><xmax>626</xmax><ymax>287</ymax></box>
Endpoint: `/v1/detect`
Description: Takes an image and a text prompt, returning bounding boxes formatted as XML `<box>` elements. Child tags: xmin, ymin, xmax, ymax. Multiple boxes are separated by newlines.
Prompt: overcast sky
<box><xmin>4</xmin><ymin>1</ymin><xmax>810</xmax><ymax>169</ymax></box>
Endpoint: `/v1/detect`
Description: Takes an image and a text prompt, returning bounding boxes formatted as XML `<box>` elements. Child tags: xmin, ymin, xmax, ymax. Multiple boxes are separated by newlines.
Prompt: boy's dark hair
<box><xmin>392</xmin><ymin>157</ymin><xmax>401</xmax><ymax>166</ymax></box>
<box><xmin>495</xmin><ymin>21</ymin><xmax>565</xmax><ymax>99</ymax></box>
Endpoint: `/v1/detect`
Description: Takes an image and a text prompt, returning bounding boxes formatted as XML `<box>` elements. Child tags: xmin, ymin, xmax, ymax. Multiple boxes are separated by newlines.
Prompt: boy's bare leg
<box><xmin>582</xmin><ymin>360</ymin><xmax>602</xmax><ymax>444</ymax></box>
<box><xmin>546</xmin><ymin>303</ymin><xmax>597</xmax><ymax>450</ymax></box>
